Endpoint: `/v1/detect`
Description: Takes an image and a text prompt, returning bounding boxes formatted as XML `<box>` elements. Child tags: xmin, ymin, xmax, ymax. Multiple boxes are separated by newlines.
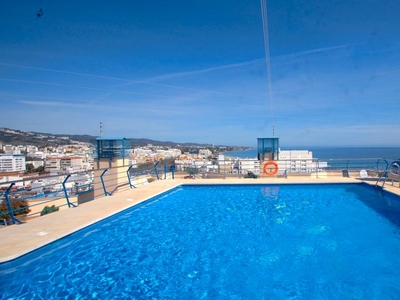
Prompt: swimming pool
<box><xmin>1</xmin><ymin>183</ymin><xmax>400</xmax><ymax>299</ymax></box>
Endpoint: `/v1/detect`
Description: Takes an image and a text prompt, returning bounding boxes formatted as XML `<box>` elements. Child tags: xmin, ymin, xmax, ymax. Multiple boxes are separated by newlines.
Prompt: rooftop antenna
<box><xmin>260</xmin><ymin>0</ymin><xmax>275</xmax><ymax>136</ymax></box>
<box><xmin>100</xmin><ymin>122</ymin><xmax>103</xmax><ymax>137</ymax></box>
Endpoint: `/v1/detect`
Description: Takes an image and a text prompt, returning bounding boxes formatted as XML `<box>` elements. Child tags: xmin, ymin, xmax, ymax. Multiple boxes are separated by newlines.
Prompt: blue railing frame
<box><xmin>128</xmin><ymin>164</ymin><xmax>173</xmax><ymax>185</ymax></box>
<box><xmin>61</xmin><ymin>175</ymin><xmax>77</xmax><ymax>208</ymax></box>
<box><xmin>153</xmin><ymin>163</ymin><xmax>175</xmax><ymax>180</ymax></box>
<box><xmin>154</xmin><ymin>162</ymin><xmax>160</xmax><ymax>180</ymax></box>
<box><xmin>126</xmin><ymin>165</ymin><xmax>136</xmax><ymax>189</ymax></box>
<box><xmin>3</xmin><ymin>183</ymin><xmax>23</xmax><ymax>225</ymax></box>
<box><xmin>100</xmin><ymin>168</ymin><xmax>112</xmax><ymax>196</ymax></box>
<box><xmin>1</xmin><ymin>158</ymin><xmax>398</xmax><ymax>227</ymax></box>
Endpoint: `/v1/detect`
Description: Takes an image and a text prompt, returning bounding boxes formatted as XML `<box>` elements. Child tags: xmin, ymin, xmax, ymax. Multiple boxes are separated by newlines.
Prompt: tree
<box><xmin>36</xmin><ymin>166</ymin><xmax>45</xmax><ymax>173</ymax></box>
<box><xmin>0</xmin><ymin>198</ymin><xmax>31</xmax><ymax>220</ymax></box>
<box><xmin>25</xmin><ymin>163</ymin><xmax>35</xmax><ymax>173</ymax></box>
<box><xmin>185</xmin><ymin>166</ymin><xmax>199</xmax><ymax>176</ymax></box>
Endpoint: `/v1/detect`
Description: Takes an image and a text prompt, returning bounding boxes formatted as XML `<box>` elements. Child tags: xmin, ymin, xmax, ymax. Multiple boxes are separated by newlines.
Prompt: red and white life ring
<box><xmin>263</xmin><ymin>161</ymin><xmax>279</xmax><ymax>176</ymax></box>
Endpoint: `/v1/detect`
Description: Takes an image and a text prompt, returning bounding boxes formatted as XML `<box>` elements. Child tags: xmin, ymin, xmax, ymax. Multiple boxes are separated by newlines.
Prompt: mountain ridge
<box><xmin>0</xmin><ymin>127</ymin><xmax>216</xmax><ymax>148</ymax></box>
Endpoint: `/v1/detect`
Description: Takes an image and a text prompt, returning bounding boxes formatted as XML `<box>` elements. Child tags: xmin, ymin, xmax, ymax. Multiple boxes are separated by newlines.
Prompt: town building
<box><xmin>233</xmin><ymin>158</ymin><xmax>261</xmax><ymax>175</ymax></box>
<box><xmin>44</xmin><ymin>155</ymin><xmax>88</xmax><ymax>172</ymax></box>
<box><xmin>0</xmin><ymin>154</ymin><xmax>26</xmax><ymax>172</ymax></box>
<box><xmin>277</xmin><ymin>150</ymin><xmax>328</xmax><ymax>173</ymax></box>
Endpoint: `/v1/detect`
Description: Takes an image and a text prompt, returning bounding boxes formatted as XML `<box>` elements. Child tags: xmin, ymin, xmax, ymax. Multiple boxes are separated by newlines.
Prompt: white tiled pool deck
<box><xmin>1</xmin><ymin>175</ymin><xmax>399</xmax><ymax>263</ymax></box>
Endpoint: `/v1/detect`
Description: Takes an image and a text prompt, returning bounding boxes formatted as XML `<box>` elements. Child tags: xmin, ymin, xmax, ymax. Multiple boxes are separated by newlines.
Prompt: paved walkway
<box><xmin>1</xmin><ymin>176</ymin><xmax>399</xmax><ymax>263</ymax></box>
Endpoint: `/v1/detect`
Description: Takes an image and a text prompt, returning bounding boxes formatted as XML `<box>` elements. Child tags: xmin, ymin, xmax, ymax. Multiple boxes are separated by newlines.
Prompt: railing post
<box><xmin>154</xmin><ymin>162</ymin><xmax>160</xmax><ymax>180</ymax></box>
<box><xmin>193</xmin><ymin>162</ymin><xmax>197</xmax><ymax>179</ymax></box>
<box><xmin>100</xmin><ymin>168</ymin><xmax>111</xmax><ymax>196</ymax></box>
<box><xmin>126</xmin><ymin>165</ymin><xmax>136</xmax><ymax>189</ymax></box>
<box><xmin>3</xmin><ymin>183</ymin><xmax>22</xmax><ymax>225</ymax></box>
<box><xmin>223</xmin><ymin>160</ymin><xmax>226</xmax><ymax>179</ymax></box>
<box><xmin>163</xmin><ymin>163</ymin><xmax>167</xmax><ymax>180</ymax></box>
<box><xmin>62</xmin><ymin>175</ymin><xmax>77</xmax><ymax>208</ymax></box>
<box><xmin>170</xmin><ymin>165</ymin><xmax>175</xmax><ymax>179</ymax></box>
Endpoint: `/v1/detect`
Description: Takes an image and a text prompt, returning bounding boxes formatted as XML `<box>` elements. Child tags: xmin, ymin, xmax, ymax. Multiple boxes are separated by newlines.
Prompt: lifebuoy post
<box><xmin>257</xmin><ymin>137</ymin><xmax>280</xmax><ymax>176</ymax></box>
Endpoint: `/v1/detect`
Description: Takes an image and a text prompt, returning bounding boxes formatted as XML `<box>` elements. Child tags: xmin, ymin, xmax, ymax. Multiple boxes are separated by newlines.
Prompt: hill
<box><xmin>0</xmin><ymin>127</ymin><xmax>213</xmax><ymax>148</ymax></box>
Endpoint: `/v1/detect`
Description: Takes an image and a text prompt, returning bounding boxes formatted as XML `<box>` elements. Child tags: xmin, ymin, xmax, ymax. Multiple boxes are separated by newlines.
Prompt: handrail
<box><xmin>126</xmin><ymin>165</ymin><xmax>136</xmax><ymax>189</ymax></box>
<box><xmin>62</xmin><ymin>175</ymin><xmax>77</xmax><ymax>208</ymax></box>
<box><xmin>375</xmin><ymin>171</ymin><xmax>387</xmax><ymax>189</ymax></box>
<box><xmin>381</xmin><ymin>162</ymin><xmax>400</xmax><ymax>189</ymax></box>
<box><xmin>154</xmin><ymin>162</ymin><xmax>160</xmax><ymax>180</ymax></box>
<box><xmin>375</xmin><ymin>161</ymin><xmax>400</xmax><ymax>189</ymax></box>
<box><xmin>100</xmin><ymin>168</ymin><xmax>111</xmax><ymax>196</ymax></box>
<box><xmin>0</xmin><ymin>164</ymin><xmax>161</xmax><ymax>225</ymax></box>
<box><xmin>0</xmin><ymin>157</ymin><xmax>397</xmax><ymax>227</ymax></box>
<box><xmin>376</xmin><ymin>158</ymin><xmax>389</xmax><ymax>173</ymax></box>
<box><xmin>3</xmin><ymin>183</ymin><xmax>22</xmax><ymax>225</ymax></box>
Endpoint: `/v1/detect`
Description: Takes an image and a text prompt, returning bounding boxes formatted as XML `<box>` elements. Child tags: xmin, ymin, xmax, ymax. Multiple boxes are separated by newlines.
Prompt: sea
<box><xmin>223</xmin><ymin>147</ymin><xmax>400</xmax><ymax>170</ymax></box>
<box><xmin>223</xmin><ymin>147</ymin><xmax>400</xmax><ymax>160</ymax></box>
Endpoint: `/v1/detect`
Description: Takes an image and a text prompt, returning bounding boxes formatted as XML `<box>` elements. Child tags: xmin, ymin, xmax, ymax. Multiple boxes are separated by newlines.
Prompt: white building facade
<box><xmin>233</xmin><ymin>159</ymin><xmax>261</xmax><ymax>175</ymax></box>
<box><xmin>277</xmin><ymin>150</ymin><xmax>327</xmax><ymax>173</ymax></box>
<box><xmin>0</xmin><ymin>154</ymin><xmax>26</xmax><ymax>172</ymax></box>
<box><xmin>44</xmin><ymin>155</ymin><xmax>87</xmax><ymax>172</ymax></box>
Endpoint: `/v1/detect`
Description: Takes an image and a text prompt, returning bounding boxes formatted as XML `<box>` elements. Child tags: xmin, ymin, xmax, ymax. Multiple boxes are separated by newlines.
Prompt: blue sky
<box><xmin>1</xmin><ymin>0</ymin><xmax>400</xmax><ymax>147</ymax></box>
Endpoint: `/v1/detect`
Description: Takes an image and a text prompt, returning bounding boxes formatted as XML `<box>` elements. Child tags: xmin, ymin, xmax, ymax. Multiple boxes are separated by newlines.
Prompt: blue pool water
<box><xmin>1</xmin><ymin>183</ymin><xmax>400</xmax><ymax>299</ymax></box>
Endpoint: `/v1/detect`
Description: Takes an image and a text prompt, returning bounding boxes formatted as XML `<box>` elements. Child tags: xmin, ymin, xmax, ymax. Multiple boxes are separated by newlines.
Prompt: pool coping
<box><xmin>1</xmin><ymin>176</ymin><xmax>399</xmax><ymax>263</ymax></box>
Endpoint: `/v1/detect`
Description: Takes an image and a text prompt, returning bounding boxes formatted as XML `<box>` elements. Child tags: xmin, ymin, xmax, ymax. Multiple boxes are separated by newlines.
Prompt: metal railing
<box><xmin>2</xmin><ymin>157</ymin><xmax>399</xmax><ymax>225</ymax></box>
<box><xmin>0</xmin><ymin>163</ymin><xmax>175</xmax><ymax>226</ymax></box>
<box><xmin>178</xmin><ymin>157</ymin><xmax>400</xmax><ymax>179</ymax></box>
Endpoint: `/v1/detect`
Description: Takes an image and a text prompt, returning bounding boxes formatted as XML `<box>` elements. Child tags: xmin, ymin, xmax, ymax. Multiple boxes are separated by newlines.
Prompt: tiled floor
<box><xmin>1</xmin><ymin>175</ymin><xmax>399</xmax><ymax>263</ymax></box>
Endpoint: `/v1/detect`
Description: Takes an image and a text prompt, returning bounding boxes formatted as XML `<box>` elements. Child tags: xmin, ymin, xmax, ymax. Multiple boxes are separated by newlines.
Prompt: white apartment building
<box><xmin>45</xmin><ymin>156</ymin><xmax>61</xmax><ymax>171</ymax></box>
<box><xmin>174</xmin><ymin>158</ymin><xmax>213</xmax><ymax>172</ymax></box>
<box><xmin>279</xmin><ymin>150</ymin><xmax>312</xmax><ymax>160</ymax></box>
<box><xmin>277</xmin><ymin>150</ymin><xmax>327</xmax><ymax>173</ymax></box>
<box><xmin>26</xmin><ymin>145</ymin><xmax>39</xmax><ymax>154</ymax></box>
<box><xmin>193</xmin><ymin>160</ymin><xmax>214</xmax><ymax>172</ymax></box>
<box><xmin>0</xmin><ymin>154</ymin><xmax>26</xmax><ymax>172</ymax></box>
<box><xmin>233</xmin><ymin>159</ymin><xmax>261</xmax><ymax>175</ymax></box>
<box><xmin>30</xmin><ymin>151</ymin><xmax>46</xmax><ymax>159</ymax></box>
<box><xmin>45</xmin><ymin>155</ymin><xmax>86</xmax><ymax>172</ymax></box>
<box><xmin>228</xmin><ymin>150</ymin><xmax>328</xmax><ymax>175</ymax></box>
<box><xmin>174</xmin><ymin>158</ymin><xmax>195</xmax><ymax>172</ymax></box>
<box><xmin>155</xmin><ymin>148</ymin><xmax>182</xmax><ymax>158</ymax></box>
<box><xmin>3</xmin><ymin>144</ymin><xmax>21</xmax><ymax>154</ymax></box>
<box><xmin>217</xmin><ymin>156</ymin><xmax>235</xmax><ymax>174</ymax></box>
<box><xmin>133</xmin><ymin>148</ymin><xmax>154</xmax><ymax>156</ymax></box>
<box><xmin>199</xmin><ymin>149</ymin><xmax>212</xmax><ymax>157</ymax></box>
<box><xmin>60</xmin><ymin>156</ymin><xmax>85</xmax><ymax>171</ymax></box>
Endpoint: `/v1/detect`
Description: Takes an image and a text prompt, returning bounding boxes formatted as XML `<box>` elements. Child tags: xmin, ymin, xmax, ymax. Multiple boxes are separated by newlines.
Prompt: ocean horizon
<box><xmin>223</xmin><ymin>147</ymin><xmax>400</xmax><ymax>160</ymax></box>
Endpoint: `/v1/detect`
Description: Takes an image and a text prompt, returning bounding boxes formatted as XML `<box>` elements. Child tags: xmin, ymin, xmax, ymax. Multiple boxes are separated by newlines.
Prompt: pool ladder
<box><xmin>375</xmin><ymin>161</ymin><xmax>400</xmax><ymax>189</ymax></box>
